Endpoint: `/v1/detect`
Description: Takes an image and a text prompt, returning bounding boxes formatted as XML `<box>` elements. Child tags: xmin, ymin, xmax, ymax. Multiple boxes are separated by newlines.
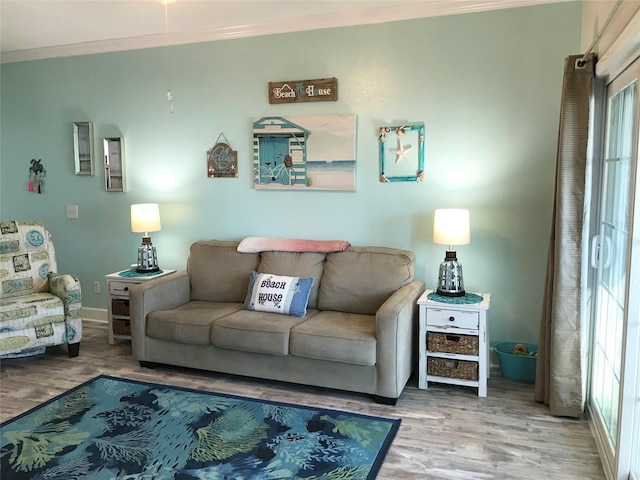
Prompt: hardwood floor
<box><xmin>1</xmin><ymin>321</ymin><xmax>605</xmax><ymax>479</ymax></box>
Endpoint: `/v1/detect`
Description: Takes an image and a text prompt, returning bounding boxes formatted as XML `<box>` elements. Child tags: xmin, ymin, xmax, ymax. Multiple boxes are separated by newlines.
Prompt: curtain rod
<box><xmin>578</xmin><ymin>0</ymin><xmax>623</xmax><ymax>67</ymax></box>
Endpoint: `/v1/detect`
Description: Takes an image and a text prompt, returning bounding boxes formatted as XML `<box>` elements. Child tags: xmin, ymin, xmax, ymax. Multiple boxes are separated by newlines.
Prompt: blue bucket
<box><xmin>494</xmin><ymin>342</ymin><xmax>537</xmax><ymax>383</ymax></box>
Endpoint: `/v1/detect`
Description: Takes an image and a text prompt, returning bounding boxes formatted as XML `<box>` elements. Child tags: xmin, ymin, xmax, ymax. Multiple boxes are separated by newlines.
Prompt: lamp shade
<box><xmin>433</xmin><ymin>209</ymin><xmax>470</xmax><ymax>246</ymax></box>
<box><xmin>131</xmin><ymin>203</ymin><xmax>161</xmax><ymax>234</ymax></box>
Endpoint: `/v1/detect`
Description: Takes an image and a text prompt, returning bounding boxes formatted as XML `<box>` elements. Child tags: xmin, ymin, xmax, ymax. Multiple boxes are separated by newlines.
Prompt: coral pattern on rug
<box><xmin>0</xmin><ymin>375</ymin><xmax>400</xmax><ymax>479</ymax></box>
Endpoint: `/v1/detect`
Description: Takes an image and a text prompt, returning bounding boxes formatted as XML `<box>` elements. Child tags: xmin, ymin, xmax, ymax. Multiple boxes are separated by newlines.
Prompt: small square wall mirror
<box><xmin>104</xmin><ymin>137</ymin><xmax>125</xmax><ymax>192</ymax></box>
<box><xmin>73</xmin><ymin>122</ymin><xmax>94</xmax><ymax>175</ymax></box>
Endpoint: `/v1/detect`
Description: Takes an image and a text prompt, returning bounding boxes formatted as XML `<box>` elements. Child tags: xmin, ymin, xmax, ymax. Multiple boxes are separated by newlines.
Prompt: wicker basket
<box><xmin>428</xmin><ymin>357</ymin><xmax>478</xmax><ymax>381</ymax></box>
<box><xmin>112</xmin><ymin>319</ymin><xmax>131</xmax><ymax>336</ymax></box>
<box><xmin>428</xmin><ymin>332</ymin><xmax>478</xmax><ymax>355</ymax></box>
<box><xmin>111</xmin><ymin>299</ymin><xmax>130</xmax><ymax>316</ymax></box>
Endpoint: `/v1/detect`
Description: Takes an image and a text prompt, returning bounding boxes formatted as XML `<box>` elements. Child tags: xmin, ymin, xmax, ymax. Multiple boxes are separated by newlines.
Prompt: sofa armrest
<box><xmin>375</xmin><ymin>280</ymin><xmax>425</xmax><ymax>399</ymax></box>
<box><xmin>48</xmin><ymin>273</ymin><xmax>83</xmax><ymax>344</ymax></box>
<box><xmin>129</xmin><ymin>271</ymin><xmax>190</xmax><ymax>361</ymax></box>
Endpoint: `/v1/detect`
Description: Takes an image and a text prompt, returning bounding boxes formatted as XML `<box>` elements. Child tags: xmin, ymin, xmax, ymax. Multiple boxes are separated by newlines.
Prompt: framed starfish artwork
<box><xmin>378</xmin><ymin>123</ymin><xmax>425</xmax><ymax>182</ymax></box>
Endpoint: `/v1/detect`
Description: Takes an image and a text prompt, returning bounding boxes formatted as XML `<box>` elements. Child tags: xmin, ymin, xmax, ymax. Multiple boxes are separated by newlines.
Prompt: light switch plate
<box><xmin>66</xmin><ymin>204</ymin><xmax>79</xmax><ymax>219</ymax></box>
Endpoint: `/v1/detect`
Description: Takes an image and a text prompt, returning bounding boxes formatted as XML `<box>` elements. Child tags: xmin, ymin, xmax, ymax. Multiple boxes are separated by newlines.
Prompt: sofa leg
<box><xmin>139</xmin><ymin>361</ymin><xmax>157</xmax><ymax>369</ymax></box>
<box><xmin>372</xmin><ymin>395</ymin><xmax>398</xmax><ymax>406</ymax></box>
<box><xmin>68</xmin><ymin>343</ymin><xmax>80</xmax><ymax>358</ymax></box>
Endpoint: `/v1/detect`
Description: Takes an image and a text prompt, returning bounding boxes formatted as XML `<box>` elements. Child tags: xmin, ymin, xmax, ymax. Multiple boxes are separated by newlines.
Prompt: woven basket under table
<box><xmin>111</xmin><ymin>299</ymin><xmax>130</xmax><ymax>316</ymax></box>
<box><xmin>112</xmin><ymin>319</ymin><xmax>131</xmax><ymax>336</ymax></box>
<box><xmin>427</xmin><ymin>332</ymin><xmax>478</xmax><ymax>355</ymax></box>
<box><xmin>428</xmin><ymin>357</ymin><xmax>478</xmax><ymax>381</ymax></box>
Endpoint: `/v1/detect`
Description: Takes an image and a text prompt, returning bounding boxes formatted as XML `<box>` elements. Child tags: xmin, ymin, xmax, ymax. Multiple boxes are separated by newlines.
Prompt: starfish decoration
<box><xmin>390</xmin><ymin>138</ymin><xmax>412</xmax><ymax>163</ymax></box>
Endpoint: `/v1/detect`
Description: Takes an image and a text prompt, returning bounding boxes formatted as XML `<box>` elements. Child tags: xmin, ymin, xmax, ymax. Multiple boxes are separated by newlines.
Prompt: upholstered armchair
<box><xmin>0</xmin><ymin>220</ymin><xmax>82</xmax><ymax>358</ymax></box>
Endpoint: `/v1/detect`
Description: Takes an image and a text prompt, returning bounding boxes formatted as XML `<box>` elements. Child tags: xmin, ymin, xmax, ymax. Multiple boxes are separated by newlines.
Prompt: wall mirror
<box><xmin>73</xmin><ymin>122</ymin><xmax>94</xmax><ymax>175</ymax></box>
<box><xmin>103</xmin><ymin>137</ymin><xmax>125</xmax><ymax>192</ymax></box>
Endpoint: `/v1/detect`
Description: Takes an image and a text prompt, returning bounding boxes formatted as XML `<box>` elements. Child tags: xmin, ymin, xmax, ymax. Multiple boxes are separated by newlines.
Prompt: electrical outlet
<box><xmin>93</xmin><ymin>281</ymin><xmax>100</xmax><ymax>294</ymax></box>
<box><xmin>66</xmin><ymin>204</ymin><xmax>79</xmax><ymax>219</ymax></box>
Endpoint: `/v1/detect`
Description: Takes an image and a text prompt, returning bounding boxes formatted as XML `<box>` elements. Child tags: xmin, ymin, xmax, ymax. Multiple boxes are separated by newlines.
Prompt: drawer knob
<box><xmin>448</xmin><ymin>316</ymin><xmax>455</xmax><ymax>322</ymax></box>
<box><xmin>124</xmin><ymin>287</ymin><xmax>129</xmax><ymax>292</ymax></box>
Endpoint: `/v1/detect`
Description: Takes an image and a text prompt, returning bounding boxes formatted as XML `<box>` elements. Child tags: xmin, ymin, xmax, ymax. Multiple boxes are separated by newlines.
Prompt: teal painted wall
<box><xmin>0</xmin><ymin>3</ymin><xmax>581</xmax><ymax>345</ymax></box>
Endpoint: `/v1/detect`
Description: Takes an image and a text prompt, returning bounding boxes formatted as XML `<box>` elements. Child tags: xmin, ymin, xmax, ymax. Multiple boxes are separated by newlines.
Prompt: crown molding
<box><xmin>1</xmin><ymin>0</ymin><xmax>570</xmax><ymax>64</ymax></box>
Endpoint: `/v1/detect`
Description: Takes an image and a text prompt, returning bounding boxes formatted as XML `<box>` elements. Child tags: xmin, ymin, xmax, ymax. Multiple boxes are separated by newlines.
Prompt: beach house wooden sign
<box><xmin>268</xmin><ymin>77</ymin><xmax>338</xmax><ymax>104</ymax></box>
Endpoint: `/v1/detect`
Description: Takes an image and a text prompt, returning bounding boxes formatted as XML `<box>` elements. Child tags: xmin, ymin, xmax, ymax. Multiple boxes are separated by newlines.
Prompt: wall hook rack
<box><xmin>28</xmin><ymin>158</ymin><xmax>46</xmax><ymax>193</ymax></box>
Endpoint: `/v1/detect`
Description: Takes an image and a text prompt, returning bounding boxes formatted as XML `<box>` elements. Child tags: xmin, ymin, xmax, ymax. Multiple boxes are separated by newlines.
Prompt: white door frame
<box><xmin>590</xmin><ymin>9</ymin><xmax>640</xmax><ymax>479</ymax></box>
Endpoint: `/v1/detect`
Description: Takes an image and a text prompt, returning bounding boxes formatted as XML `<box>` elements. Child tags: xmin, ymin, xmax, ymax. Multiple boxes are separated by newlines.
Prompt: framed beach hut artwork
<box><xmin>252</xmin><ymin>114</ymin><xmax>356</xmax><ymax>191</ymax></box>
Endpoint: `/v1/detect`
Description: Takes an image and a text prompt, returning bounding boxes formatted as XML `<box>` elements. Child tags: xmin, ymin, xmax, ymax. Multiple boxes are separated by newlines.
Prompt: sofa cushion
<box><xmin>188</xmin><ymin>240</ymin><xmax>259</xmax><ymax>303</ymax></box>
<box><xmin>318</xmin><ymin>247</ymin><xmax>415</xmax><ymax>314</ymax></box>
<box><xmin>0</xmin><ymin>292</ymin><xmax>65</xmax><ymax>330</ymax></box>
<box><xmin>290</xmin><ymin>311</ymin><xmax>376</xmax><ymax>366</ymax></box>
<box><xmin>0</xmin><ymin>292</ymin><xmax>66</xmax><ymax>354</ymax></box>
<box><xmin>243</xmin><ymin>271</ymin><xmax>314</xmax><ymax>317</ymax></box>
<box><xmin>213</xmin><ymin>309</ymin><xmax>317</xmax><ymax>355</ymax></box>
<box><xmin>146</xmin><ymin>301</ymin><xmax>243</xmax><ymax>345</ymax></box>
<box><xmin>257</xmin><ymin>252</ymin><xmax>325</xmax><ymax>309</ymax></box>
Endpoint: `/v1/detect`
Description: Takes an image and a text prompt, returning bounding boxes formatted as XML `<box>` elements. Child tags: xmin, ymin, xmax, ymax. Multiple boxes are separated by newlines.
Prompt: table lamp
<box><xmin>131</xmin><ymin>203</ymin><xmax>161</xmax><ymax>273</ymax></box>
<box><xmin>433</xmin><ymin>208</ymin><xmax>470</xmax><ymax>297</ymax></box>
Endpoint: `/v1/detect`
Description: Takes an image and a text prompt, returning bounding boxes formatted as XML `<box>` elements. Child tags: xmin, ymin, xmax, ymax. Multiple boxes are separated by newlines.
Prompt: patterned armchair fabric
<box><xmin>0</xmin><ymin>221</ymin><xmax>82</xmax><ymax>358</ymax></box>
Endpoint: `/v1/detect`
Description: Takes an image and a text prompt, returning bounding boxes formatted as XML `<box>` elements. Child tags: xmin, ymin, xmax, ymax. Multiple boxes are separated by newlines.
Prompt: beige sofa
<box><xmin>129</xmin><ymin>239</ymin><xmax>424</xmax><ymax>404</ymax></box>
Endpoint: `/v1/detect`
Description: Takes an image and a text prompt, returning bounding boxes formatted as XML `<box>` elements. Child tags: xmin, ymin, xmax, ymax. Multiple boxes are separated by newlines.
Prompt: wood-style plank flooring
<box><xmin>1</xmin><ymin>322</ymin><xmax>605</xmax><ymax>479</ymax></box>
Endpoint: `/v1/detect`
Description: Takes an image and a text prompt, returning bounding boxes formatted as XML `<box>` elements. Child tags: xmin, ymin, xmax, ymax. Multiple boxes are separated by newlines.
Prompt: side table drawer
<box><xmin>426</xmin><ymin>308</ymin><xmax>478</xmax><ymax>329</ymax></box>
<box><xmin>109</xmin><ymin>281</ymin><xmax>133</xmax><ymax>297</ymax></box>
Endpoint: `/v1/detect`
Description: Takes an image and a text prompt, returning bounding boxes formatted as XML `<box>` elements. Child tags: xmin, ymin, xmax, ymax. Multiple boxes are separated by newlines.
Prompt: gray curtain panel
<box><xmin>535</xmin><ymin>54</ymin><xmax>595</xmax><ymax>418</ymax></box>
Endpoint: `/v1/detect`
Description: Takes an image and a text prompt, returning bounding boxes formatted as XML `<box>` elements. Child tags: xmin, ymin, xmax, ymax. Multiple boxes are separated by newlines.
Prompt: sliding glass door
<box><xmin>632</xmin><ymin>368</ymin><xmax>640</xmax><ymax>480</ymax></box>
<box><xmin>588</xmin><ymin>57</ymin><xmax>639</xmax><ymax>480</ymax></box>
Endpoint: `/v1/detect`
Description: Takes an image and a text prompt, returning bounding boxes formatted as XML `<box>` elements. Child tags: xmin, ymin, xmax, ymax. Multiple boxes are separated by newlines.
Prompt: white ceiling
<box><xmin>0</xmin><ymin>0</ymin><xmax>572</xmax><ymax>64</ymax></box>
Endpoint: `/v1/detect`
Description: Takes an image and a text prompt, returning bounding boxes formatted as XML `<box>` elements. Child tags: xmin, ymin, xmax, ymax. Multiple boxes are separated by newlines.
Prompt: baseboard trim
<box><xmin>81</xmin><ymin>307</ymin><xmax>108</xmax><ymax>324</ymax></box>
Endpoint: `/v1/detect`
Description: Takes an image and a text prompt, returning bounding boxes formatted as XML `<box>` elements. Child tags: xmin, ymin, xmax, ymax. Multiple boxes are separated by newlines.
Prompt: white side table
<box><xmin>417</xmin><ymin>289</ymin><xmax>491</xmax><ymax>397</ymax></box>
<box><xmin>105</xmin><ymin>269</ymin><xmax>176</xmax><ymax>345</ymax></box>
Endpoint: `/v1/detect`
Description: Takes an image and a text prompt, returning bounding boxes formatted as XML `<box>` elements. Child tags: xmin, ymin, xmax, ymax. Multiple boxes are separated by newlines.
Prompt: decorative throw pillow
<box><xmin>243</xmin><ymin>271</ymin><xmax>314</xmax><ymax>317</ymax></box>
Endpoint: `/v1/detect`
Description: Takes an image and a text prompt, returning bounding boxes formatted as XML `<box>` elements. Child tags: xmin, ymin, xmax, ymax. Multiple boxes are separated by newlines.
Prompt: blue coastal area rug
<box><xmin>0</xmin><ymin>375</ymin><xmax>400</xmax><ymax>479</ymax></box>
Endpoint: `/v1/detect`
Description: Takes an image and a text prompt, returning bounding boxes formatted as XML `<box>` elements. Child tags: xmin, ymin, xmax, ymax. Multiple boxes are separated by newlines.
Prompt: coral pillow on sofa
<box><xmin>243</xmin><ymin>271</ymin><xmax>314</xmax><ymax>317</ymax></box>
